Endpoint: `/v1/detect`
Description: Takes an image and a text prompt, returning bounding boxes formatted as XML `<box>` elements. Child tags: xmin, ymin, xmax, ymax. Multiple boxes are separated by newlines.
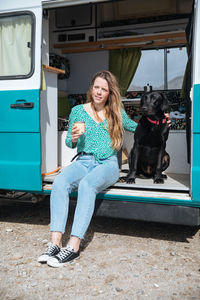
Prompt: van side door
<box><xmin>0</xmin><ymin>0</ymin><xmax>42</xmax><ymax>191</ymax></box>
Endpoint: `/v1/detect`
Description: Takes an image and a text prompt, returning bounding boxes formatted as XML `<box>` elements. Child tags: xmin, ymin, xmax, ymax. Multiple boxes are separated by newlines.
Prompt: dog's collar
<box><xmin>146</xmin><ymin>116</ymin><xmax>167</xmax><ymax>125</ymax></box>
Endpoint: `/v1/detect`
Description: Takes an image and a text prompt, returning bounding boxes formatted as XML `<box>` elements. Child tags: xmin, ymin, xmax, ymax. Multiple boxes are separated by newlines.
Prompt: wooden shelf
<box><xmin>43</xmin><ymin>64</ymin><xmax>65</xmax><ymax>74</ymax></box>
<box><xmin>53</xmin><ymin>31</ymin><xmax>186</xmax><ymax>54</ymax></box>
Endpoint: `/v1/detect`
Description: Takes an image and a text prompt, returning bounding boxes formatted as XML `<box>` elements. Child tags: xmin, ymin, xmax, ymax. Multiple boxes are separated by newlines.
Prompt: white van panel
<box><xmin>193</xmin><ymin>0</ymin><xmax>200</xmax><ymax>84</ymax></box>
<box><xmin>0</xmin><ymin>0</ymin><xmax>41</xmax><ymax>12</ymax></box>
<box><xmin>0</xmin><ymin>4</ymin><xmax>42</xmax><ymax>91</ymax></box>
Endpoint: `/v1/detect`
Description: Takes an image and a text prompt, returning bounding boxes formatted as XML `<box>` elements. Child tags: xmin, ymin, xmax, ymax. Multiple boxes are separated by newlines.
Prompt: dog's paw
<box><xmin>118</xmin><ymin>176</ymin><xmax>127</xmax><ymax>183</ymax></box>
<box><xmin>126</xmin><ymin>178</ymin><xmax>136</xmax><ymax>184</ymax></box>
<box><xmin>154</xmin><ymin>177</ymin><xmax>164</xmax><ymax>184</ymax></box>
<box><xmin>161</xmin><ymin>174</ymin><xmax>167</xmax><ymax>179</ymax></box>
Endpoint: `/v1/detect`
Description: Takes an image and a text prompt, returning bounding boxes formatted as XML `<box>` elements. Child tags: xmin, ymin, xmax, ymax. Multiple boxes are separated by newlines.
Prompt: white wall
<box><xmin>123</xmin><ymin>130</ymin><xmax>190</xmax><ymax>174</ymax></box>
<box><xmin>40</xmin><ymin>70</ymin><xmax>58</xmax><ymax>174</ymax></box>
<box><xmin>49</xmin><ymin>9</ymin><xmax>109</xmax><ymax>93</ymax></box>
<box><xmin>58</xmin><ymin>51</ymin><xmax>109</xmax><ymax>93</ymax></box>
<box><xmin>42</xmin><ymin>17</ymin><xmax>49</xmax><ymax>65</ymax></box>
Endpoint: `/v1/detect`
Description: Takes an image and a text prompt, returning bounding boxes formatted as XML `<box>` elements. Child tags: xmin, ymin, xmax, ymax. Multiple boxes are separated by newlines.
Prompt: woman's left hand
<box><xmin>165</xmin><ymin>113</ymin><xmax>171</xmax><ymax>127</ymax></box>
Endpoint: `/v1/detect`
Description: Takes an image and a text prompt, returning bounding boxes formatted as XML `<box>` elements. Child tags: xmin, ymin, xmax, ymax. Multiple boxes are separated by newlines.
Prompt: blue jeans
<box><xmin>50</xmin><ymin>154</ymin><xmax>119</xmax><ymax>239</ymax></box>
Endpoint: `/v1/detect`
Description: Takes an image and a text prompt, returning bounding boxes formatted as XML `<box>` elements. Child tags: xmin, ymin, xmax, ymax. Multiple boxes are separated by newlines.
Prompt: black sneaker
<box><xmin>47</xmin><ymin>245</ymin><xmax>80</xmax><ymax>268</ymax></box>
<box><xmin>38</xmin><ymin>242</ymin><xmax>60</xmax><ymax>263</ymax></box>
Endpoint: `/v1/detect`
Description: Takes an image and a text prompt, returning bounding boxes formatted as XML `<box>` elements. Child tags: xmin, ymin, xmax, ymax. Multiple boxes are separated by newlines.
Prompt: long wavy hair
<box><xmin>87</xmin><ymin>70</ymin><xmax>123</xmax><ymax>150</ymax></box>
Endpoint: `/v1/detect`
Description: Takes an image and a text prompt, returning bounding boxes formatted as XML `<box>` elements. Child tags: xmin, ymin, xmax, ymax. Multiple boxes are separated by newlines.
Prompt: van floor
<box><xmin>115</xmin><ymin>164</ymin><xmax>190</xmax><ymax>192</ymax></box>
<box><xmin>43</xmin><ymin>164</ymin><xmax>190</xmax><ymax>192</ymax></box>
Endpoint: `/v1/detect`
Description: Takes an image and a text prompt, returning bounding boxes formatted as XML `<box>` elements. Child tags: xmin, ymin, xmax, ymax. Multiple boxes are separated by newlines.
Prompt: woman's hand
<box><xmin>165</xmin><ymin>113</ymin><xmax>171</xmax><ymax>127</ymax></box>
<box><xmin>71</xmin><ymin>124</ymin><xmax>82</xmax><ymax>143</ymax></box>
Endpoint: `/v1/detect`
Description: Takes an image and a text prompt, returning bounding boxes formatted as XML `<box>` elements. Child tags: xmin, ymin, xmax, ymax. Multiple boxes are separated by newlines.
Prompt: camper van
<box><xmin>0</xmin><ymin>0</ymin><xmax>200</xmax><ymax>225</ymax></box>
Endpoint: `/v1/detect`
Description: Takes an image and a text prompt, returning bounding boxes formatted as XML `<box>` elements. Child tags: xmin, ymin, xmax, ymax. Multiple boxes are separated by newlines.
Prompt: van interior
<box><xmin>41</xmin><ymin>0</ymin><xmax>193</xmax><ymax>198</ymax></box>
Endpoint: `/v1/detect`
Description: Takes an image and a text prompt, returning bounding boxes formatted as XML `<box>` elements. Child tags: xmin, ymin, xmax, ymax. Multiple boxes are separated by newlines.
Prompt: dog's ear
<box><xmin>140</xmin><ymin>93</ymin><xmax>146</xmax><ymax>108</ymax></box>
<box><xmin>161</xmin><ymin>93</ymin><xmax>170</xmax><ymax>112</ymax></box>
<box><xmin>140</xmin><ymin>95</ymin><xmax>144</xmax><ymax>108</ymax></box>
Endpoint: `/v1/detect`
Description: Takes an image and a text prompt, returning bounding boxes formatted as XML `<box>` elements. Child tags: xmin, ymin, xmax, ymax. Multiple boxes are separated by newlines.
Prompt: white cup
<box><xmin>74</xmin><ymin>122</ymin><xmax>85</xmax><ymax>134</ymax></box>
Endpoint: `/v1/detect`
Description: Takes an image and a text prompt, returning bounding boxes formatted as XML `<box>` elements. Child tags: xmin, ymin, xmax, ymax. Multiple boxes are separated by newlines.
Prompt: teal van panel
<box><xmin>0</xmin><ymin>90</ymin><xmax>40</xmax><ymax>132</ymax></box>
<box><xmin>192</xmin><ymin>84</ymin><xmax>200</xmax><ymax>202</ymax></box>
<box><xmin>193</xmin><ymin>84</ymin><xmax>200</xmax><ymax>133</ymax></box>
<box><xmin>192</xmin><ymin>133</ymin><xmax>200</xmax><ymax>202</ymax></box>
<box><xmin>0</xmin><ymin>89</ymin><xmax>41</xmax><ymax>191</ymax></box>
<box><xmin>0</xmin><ymin>132</ymin><xmax>41</xmax><ymax>191</ymax></box>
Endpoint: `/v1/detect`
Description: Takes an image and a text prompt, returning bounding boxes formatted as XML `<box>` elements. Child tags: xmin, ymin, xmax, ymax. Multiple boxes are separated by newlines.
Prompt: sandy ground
<box><xmin>0</xmin><ymin>195</ymin><xmax>200</xmax><ymax>300</ymax></box>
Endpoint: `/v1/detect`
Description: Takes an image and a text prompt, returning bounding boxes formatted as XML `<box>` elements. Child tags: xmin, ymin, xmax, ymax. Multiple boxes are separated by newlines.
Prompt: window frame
<box><xmin>0</xmin><ymin>11</ymin><xmax>35</xmax><ymax>80</ymax></box>
<box><xmin>128</xmin><ymin>46</ymin><xmax>187</xmax><ymax>92</ymax></box>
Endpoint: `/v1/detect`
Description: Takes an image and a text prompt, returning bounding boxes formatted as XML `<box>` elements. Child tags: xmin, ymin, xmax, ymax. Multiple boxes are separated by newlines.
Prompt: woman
<box><xmin>38</xmin><ymin>70</ymin><xmax>137</xmax><ymax>267</ymax></box>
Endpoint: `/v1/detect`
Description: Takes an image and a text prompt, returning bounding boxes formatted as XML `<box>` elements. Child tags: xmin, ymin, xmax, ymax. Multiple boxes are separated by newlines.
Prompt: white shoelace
<box><xmin>45</xmin><ymin>242</ymin><xmax>58</xmax><ymax>255</ymax></box>
<box><xmin>56</xmin><ymin>245</ymin><xmax>74</xmax><ymax>260</ymax></box>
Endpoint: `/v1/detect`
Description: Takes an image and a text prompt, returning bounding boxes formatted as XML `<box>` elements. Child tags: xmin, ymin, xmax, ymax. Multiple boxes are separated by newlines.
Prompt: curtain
<box><xmin>0</xmin><ymin>15</ymin><xmax>32</xmax><ymax>76</ymax></box>
<box><xmin>109</xmin><ymin>48</ymin><xmax>141</xmax><ymax>96</ymax></box>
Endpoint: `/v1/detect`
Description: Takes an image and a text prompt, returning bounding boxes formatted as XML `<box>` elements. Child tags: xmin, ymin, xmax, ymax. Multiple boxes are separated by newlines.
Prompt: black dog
<box><xmin>122</xmin><ymin>91</ymin><xmax>170</xmax><ymax>184</ymax></box>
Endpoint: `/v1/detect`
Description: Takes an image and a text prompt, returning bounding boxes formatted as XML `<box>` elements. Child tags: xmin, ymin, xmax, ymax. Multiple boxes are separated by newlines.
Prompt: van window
<box><xmin>128</xmin><ymin>47</ymin><xmax>187</xmax><ymax>91</ymax></box>
<box><xmin>0</xmin><ymin>13</ymin><xmax>34</xmax><ymax>79</ymax></box>
<box><xmin>167</xmin><ymin>47</ymin><xmax>188</xmax><ymax>89</ymax></box>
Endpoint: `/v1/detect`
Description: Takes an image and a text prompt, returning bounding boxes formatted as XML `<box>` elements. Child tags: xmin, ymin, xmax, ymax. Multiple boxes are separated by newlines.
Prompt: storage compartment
<box><xmin>58</xmin><ymin>131</ymin><xmax>77</xmax><ymax>167</ymax></box>
<box><xmin>55</xmin><ymin>4</ymin><xmax>92</xmax><ymax>28</ymax></box>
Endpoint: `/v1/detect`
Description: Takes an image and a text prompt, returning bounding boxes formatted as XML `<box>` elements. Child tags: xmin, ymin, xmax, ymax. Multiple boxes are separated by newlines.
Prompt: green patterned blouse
<box><xmin>66</xmin><ymin>104</ymin><xmax>137</xmax><ymax>162</ymax></box>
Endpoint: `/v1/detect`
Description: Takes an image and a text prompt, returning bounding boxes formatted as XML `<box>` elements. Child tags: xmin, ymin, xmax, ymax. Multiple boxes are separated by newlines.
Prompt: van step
<box><xmin>43</xmin><ymin>171</ymin><xmax>189</xmax><ymax>192</ymax></box>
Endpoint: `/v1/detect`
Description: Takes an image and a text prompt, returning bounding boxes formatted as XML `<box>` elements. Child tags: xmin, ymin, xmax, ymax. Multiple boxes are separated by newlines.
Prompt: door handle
<box><xmin>10</xmin><ymin>101</ymin><xmax>34</xmax><ymax>109</ymax></box>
